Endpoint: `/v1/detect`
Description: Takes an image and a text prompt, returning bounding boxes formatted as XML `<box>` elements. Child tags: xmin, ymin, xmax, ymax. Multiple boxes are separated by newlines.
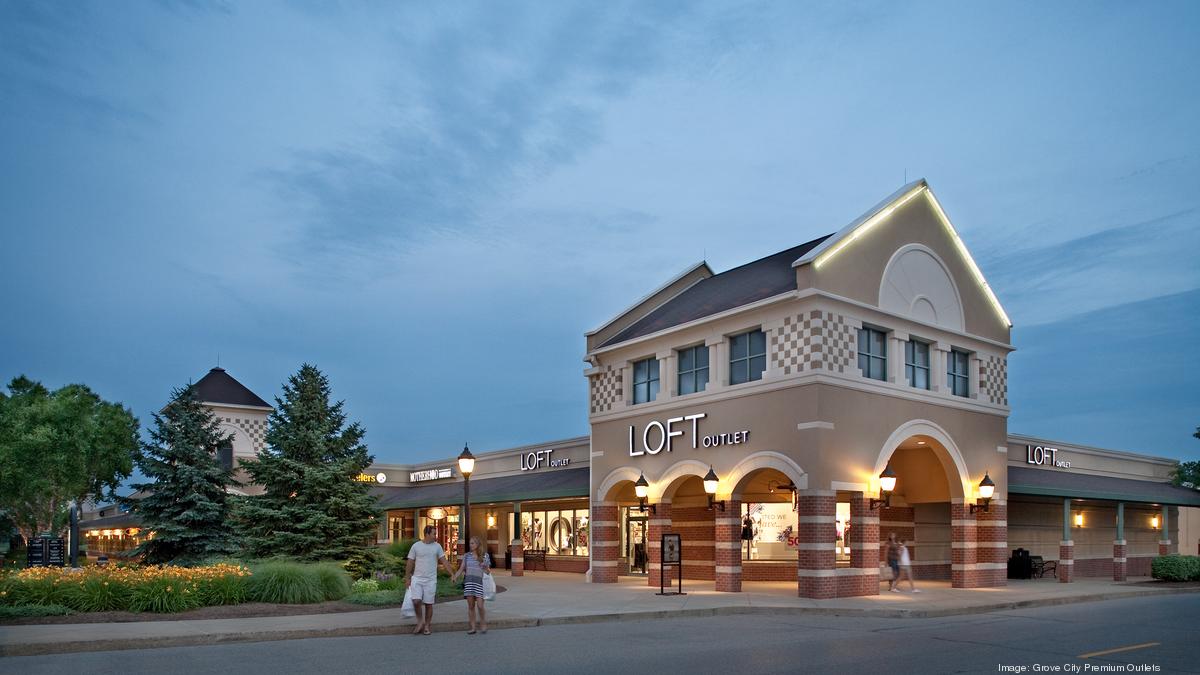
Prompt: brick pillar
<box><xmin>1113</xmin><ymin>540</ymin><xmax>1127</xmax><ymax>582</ymax></box>
<box><xmin>973</xmin><ymin>501</ymin><xmax>1007</xmax><ymax>588</ymax></box>
<box><xmin>591</xmin><ymin>502</ymin><xmax>619</xmax><ymax>583</ymax></box>
<box><xmin>846</xmin><ymin>493</ymin><xmax>879</xmax><ymax>597</ymax></box>
<box><xmin>1059</xmin><ymin>540</ymin><xmax>1074</xmax><ymax>582</ymax></box>
<box><xmin>1159</xmin><ymin>505</ymin><xmax>1170</xmax><ymax>555</ymax></box>
<box><xmin>510</xmin><ymin>539</ymin><xmax>524</xmax><ymax>577</ymax></box>
<box><xmin>951</xmin><ymin>500</ymin><xmax>978</xmax><ymax>588</ymax></box>
<box><xmin>1159</xmin><ymin>540</ymin><xmax>1170</xmax><ymax>556</ymax></box>
<box><xmin>715</xmin><ymin>500</ymin><xmax>742</xmax><ymax>592</ymax></box>
<box><xmin>797</xmin><ymin>490</ymin><xmax>836</xmax><ymax>599</ymax></box>
<box><xmin>647</xmin><ymin>502</ymin><xmax>674</xmax><ymax>588</ymax></box>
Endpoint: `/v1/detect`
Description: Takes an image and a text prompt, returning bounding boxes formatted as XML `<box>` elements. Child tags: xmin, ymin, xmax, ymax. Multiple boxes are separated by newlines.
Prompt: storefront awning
<box><xmin>1008</xmin><ymin>466</ymin><xmax>1200</xmax><ymax>506</ymax></box>
<box><xmin>371</xmin><ymin>467</ymin><xmax>589</xmax><ymax>510</ymax></box>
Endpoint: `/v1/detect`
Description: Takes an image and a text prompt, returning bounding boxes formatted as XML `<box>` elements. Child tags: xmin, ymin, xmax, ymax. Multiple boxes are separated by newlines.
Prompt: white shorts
<box><xmin>410</xmin><ymin>578</ymin><xmax>436</xmax><ymax>604</ymax></box>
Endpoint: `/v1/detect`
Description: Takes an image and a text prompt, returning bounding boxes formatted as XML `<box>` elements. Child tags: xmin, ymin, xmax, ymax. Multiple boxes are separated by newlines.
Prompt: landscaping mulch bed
<box><xmin>0</xmin><ymin>585</ymin><xmax>507</xmax><ymax>626</ymax></box>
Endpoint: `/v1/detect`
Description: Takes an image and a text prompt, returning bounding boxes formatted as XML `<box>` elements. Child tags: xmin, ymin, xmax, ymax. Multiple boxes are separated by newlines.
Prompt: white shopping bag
<box><xmin>482</xmin><ymin>573</ymin><xmax>496</xmax><ymax>601</ymax></box>
<box><xmin>401</xmin><ymin>585</ymin><xmax>416</xmax><ymax>618</ymax></box>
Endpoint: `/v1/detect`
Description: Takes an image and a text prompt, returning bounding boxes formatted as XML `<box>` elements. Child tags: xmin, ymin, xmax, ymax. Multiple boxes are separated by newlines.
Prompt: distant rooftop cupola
<box><xmin>193</xmin><ymin>367</ymin><xmax>272</xmax><ymax>410</ymax></box>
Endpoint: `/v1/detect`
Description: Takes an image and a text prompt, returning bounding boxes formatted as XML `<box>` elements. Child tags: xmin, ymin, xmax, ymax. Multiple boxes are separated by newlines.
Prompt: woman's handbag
<box><xmin>401</xmin><ymin>585</ymin><xmax>416</xmax><ymax>618</ymax></box>
<box><xmin>482</xmin><ymin>573</ymin><xmax>497</xmax><ymax>601</ymax></box>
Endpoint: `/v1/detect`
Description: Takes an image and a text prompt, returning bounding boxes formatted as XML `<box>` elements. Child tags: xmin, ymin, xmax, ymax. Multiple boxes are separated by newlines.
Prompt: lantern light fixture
<box><xmin>635</xmin><ymin>473</ymin><xmax>654</xmax><ymax>514</ymax></box>
<box><xmin>870</xmin><ymin>465</ymin><xmax>898</xmax><ymax>510</ymax></box>
<box><xmin>970</xmin><ymin>472</ymin><xmax>996</xmax><ymax>514</ymax></box>
<box><xmin>1074</xmin><ymin>512</ymin><xmax>1084</xmax><ymax>528</ymax></box>
<box><xmin>703</xmin><ymin>466</ymin><xmax>725</xmax><ymax>512</ymax></box>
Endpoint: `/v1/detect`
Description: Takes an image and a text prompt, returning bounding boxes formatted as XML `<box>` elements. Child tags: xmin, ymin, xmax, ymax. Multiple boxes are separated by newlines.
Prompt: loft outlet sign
<box><xmin>521</xmin><ymin>448</ymin><xmax>571</xmax><ymax>471</ymax></box>
<box><xmin>628</xmin><ymin>412</ymin><xmax>750</xmax><ymax>457</ymax></box>
<box><xmin>1026</xmin><ymin>444</ymin><xmax>1071</xmax><ymax>469</ymax></box>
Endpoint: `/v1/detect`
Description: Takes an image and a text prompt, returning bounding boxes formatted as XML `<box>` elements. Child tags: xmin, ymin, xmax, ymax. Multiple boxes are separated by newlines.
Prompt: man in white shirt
<box><xmin>406</xmin><ymin>525</ymin><xmax>456</xmax><ymax>635</ymax></box>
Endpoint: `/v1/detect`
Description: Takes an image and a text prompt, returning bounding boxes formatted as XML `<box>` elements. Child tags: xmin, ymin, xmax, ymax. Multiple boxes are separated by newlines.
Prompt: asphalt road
<box><xmin>3</xmin><ymin>594</ymin><xmax>1196</xmax><ymax>675</ymax></box>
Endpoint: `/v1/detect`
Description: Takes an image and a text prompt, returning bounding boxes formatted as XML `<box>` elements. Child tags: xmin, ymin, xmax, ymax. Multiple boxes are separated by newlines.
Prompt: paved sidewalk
<box><xmin>2</xmin><ymin>573</ymin><xmax>1196</xmax><ymax>656</ymax></box>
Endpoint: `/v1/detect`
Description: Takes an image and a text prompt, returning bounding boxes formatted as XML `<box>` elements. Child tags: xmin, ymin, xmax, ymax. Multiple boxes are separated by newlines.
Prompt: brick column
<box><xmin>1159</xmin><ymin>505</ymin><xmax>1170</xmax><ymax>555</ymax></box>
<box><xmin>510</xmin><ymin>538</ymin><xmax>524</xmax><ymax>576</ymax></box>
<box><xmin>715</xmin><ymin>500</ymin><xmax>742</xmax><ymax>592</ymax></box>
<box><xmin>1059</xmin><ymin>540</ymin><xmax>1074</xmax><ymax>582</ymax></box>
<box><xmin>974</xmin><ymin>500</ymin><xmax>1007</xmax><ymax>588</ymax></box>
<box><xmin>647</xmin><ymin>502</ymin><xmax>674</xmax><ymax>588</ymax></box>
<box><xmin>1113</xmin><ymin>540</ymin><xmax>1127</xmax><ymax>582</ymax></box>
<box><xmin>591</xmin><ymin>502</ymin><xmax>619</xmax><ymax>583</ymax></box>
<box><xmin>951</xmin><ymin>500</ymin><xmax>978</xmax><ymax>588</ymax></box>
<box><xmin>846</xmin><ymin>493</ymin><xmax>879</xmax><ymax>597</ymax></box>
<box><xmin>797</xmin><ymin>490</ymin><xmax>836</xmax><ymax>599</ymax></box>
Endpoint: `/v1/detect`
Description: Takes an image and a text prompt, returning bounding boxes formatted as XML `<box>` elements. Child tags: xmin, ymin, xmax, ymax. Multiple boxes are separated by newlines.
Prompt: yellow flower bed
<box><xmin>2</xmin><ymin>563</ymin><xmax>252</xmax><ymax>613</ymax></box>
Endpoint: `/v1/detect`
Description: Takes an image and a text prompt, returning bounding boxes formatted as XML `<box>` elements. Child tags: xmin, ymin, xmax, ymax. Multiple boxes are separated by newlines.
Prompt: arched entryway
<box><xmin>874</xmin><ymin>420</ymin><xmax>1004</xmax><ymax>589</ymax></box>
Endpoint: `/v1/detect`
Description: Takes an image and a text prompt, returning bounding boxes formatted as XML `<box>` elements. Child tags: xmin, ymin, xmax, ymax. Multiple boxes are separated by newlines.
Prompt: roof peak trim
<box><xmin>585</xmin><ymin>260</ymin><xmax>712</xmax><ymax>337</ymax></box>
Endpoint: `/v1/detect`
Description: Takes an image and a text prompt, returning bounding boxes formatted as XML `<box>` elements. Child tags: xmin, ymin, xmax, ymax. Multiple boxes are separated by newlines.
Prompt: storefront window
<box><xmin>521</xmin><ymin>508</ymin><xmax>590</xmax><ymax>555</ymax></box>
<box><xmin>835</xmin><ymin>502</ymin><xmax>851</xmax><ymax>563</ymax></box>
<box><xmin>741</xmin><ymin>502</ymin><xmax>795</xmax><ymax>560</ymax></box>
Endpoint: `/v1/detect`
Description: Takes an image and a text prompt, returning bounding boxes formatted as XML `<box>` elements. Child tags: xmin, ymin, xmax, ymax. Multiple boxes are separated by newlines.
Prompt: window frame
<box><xmin>857</xmin><ymin>326</ymin><xmax>888</xmax><ymax>381</ymax></box>
<box><xmin>676</xmin><ymin>344</ymin><xmax>710</xmax><ymax>396</ymax></box>
<box><xmin>729</xmin><ymin>329</ymin><xmax>767</xmax><ymax>385</ymax></box>
<box><xmin>632</xmin><ymin>356</ymin><xmax>660</xmax><ymax>404</ymax></box>
<box><xmin>947</xmin><ymin>348</ymin><xmax>971</xmax><ymax>397</ymax></box>
<box><xmin>904</xmin><ymin>339</ymin><xmax>931</xmax><ymax>390</ymax></box>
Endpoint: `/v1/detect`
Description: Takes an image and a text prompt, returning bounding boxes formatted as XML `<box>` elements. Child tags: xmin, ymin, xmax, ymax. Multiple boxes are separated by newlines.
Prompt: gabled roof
<box><xmin>599</xmin><ymin>235</ymin><xmax>830</xmax><ymax>348</ymax></box>
<box><xmin>194</xmin><ymin>367</ymin><xmax>272</xmax><ymax>410</ymax></box>
<box><xmin>586</xmin><ymin>261</ymin><xmax>712</xmax><ymax>337</ymax></box>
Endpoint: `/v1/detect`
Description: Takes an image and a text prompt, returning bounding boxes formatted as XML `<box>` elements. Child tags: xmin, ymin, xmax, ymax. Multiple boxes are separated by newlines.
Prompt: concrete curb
<box><xmin>3</xmin><ymin>586</ymin><xmax>1196</xmax><ymax>657</ymax></box>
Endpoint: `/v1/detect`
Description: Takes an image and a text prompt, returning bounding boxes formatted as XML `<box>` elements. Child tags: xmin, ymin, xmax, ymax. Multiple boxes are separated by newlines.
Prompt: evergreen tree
<box><xmin>237</xmin><ymin>364</ymin><xmax>379</xmax><ymax>561</ymax></box>
<box><xmin>128</xmin><ymin>384</ymin><xmax>239</xmax><ymax>564</ymax></box>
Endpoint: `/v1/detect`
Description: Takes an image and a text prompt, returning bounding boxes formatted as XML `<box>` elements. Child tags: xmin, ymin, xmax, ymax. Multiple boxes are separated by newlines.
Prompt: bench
<box><xmin>525</xmin><ymin>549</ymin><xmax>547</xmax><ymax>571</ymax></box>
<box><xmin>1030</xmin><ymin>556</ymin><xmax>1057</xmax><ymax>579</ymax></box>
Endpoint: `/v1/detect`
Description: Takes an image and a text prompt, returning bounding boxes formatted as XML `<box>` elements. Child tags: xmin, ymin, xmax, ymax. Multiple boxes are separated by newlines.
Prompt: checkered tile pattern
<box><xmin>769</xmin><ymin>310</ymin><xmax>857</xmax><ymax>375</ymax></box>
<box><xmin>979</xmin><ymin>355</ymin><xmax>1008</xmax><ymax>406</ymax></box>
<box><xmin>589</xmin><ymin>365</ymin><xmax>623</xmax><ymax>415</ymax></box>
<box><xmin>221</xmin><ymin>415</ymin><xmax>269</xmax><ymax>453</ymax></box>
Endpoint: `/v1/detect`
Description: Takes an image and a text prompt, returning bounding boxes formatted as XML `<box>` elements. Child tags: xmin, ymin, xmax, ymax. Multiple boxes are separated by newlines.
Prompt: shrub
<box><xmin>351</xmin><ymin>578</ymin><xmax>380</xmax><ymax>594</ymax></box>
<box><xmin>0</xmin><ymin>604</ymin><xmax>73</xmax><ymax>619</ymax></box>
<box><xmin>377</xmin><ymin>576</ymin><xmax>402</xmax><ymax>591</ymax></box>
<box><xmin>343</xmin><ymin>548</ymin><xmax>380</xmax><ymax>581</ymax></box>
<box><xmin>314</xmin><ymin>562</ymin><xmax>352</xmax><ymax>601</ymax></box>
<box><xmin>246</xmin><ymin>561</ymin><xmax>324</xmax><ymax>604</ymax></box>
<box><xmin>1151</xmin><ymin>555</ymin><xmax>1200</xmax><ymax>582</ymax></box>
<box><xmin>194</xmin><ymin>570</ymin><xmax>249</xmax><ymax>606</ymax></box>
<box><xmin>344</xmin><ymin>590</ymin><xmax>405</xmax><ymax>606</ymax></box>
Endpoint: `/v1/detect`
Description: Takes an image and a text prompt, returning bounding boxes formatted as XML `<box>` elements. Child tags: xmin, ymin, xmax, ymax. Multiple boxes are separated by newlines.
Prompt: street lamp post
<box><xmin>458</xmin><ymin>444</ymin><xmax>476</xmax><ymax>555</ymax></box>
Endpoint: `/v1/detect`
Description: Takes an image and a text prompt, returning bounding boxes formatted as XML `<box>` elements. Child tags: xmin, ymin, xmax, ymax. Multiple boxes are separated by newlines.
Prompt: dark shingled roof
<box><xmin>370</xmin><ymin>467</ymin><xmax>589</xmax><ymax>509</ymax></box>
<box><xmin>602</xmin><ymin>234</ymin><xmax>832</xmax><ymax>348</ymax></box>
<box><xmin>1008</xmin><ymin>466</ymin><xmax>1200</xmax><ymax>506</ymax></box>
<box><xmin>194</xmin><ymin>367</ymin><xmax>271</xmax><ymax>409</ymax></box>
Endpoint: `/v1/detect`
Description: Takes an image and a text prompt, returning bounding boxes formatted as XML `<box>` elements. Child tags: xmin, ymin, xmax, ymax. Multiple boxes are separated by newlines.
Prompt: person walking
<box><xmin>886</xmin><ymin>533</ymin><xmax>901</xmax><ymax>592</ymax></box>
<box><xmin>406</xmin><ymin>525</ymin><xmax>456</xmax><ymax>635</ymax></box>
<box><xmin>452</xmin><ymin>535</ymin><xmax>493</xmax><ymax>634</ymax></box>
<box><xmin>897</xmin><ymin>538</ymin><xmax>920</xmax><ymax>593</ymax></box>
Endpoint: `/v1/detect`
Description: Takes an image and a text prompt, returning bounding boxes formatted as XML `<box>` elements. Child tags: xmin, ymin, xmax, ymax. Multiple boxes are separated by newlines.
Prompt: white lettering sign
<box><xmin>410</xmin><ymin>467</ymin><xmax>453</xmax><ymax>482</ymax></box>
<box><xmin>1026</xmin><ymin>445</ymin><xmax>1071</xmax><ymax>469</ymax></box>
<box><xmin>627</xmin><ymin>413</ymin><xmax>750</xmax><ymax>457</ymax></box>
<box><xmin>520</xmin><ymin>449</ymin><xmax>572</xmax><ymax>471</ymax></box>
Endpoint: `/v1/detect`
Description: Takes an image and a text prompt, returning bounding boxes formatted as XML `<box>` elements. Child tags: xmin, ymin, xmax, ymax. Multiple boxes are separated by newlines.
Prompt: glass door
<box><xmin>625</xmin><ymin>511</ymin><xmax>648</xmax><ymax>575</ymax></box>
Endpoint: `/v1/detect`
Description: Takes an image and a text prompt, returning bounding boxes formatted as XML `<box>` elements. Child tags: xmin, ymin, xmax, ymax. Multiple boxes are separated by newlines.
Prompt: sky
<box><xmin>1</xmin><ymin>1</ymin><xmax>1198</xmax><ymax>464</ymax></box>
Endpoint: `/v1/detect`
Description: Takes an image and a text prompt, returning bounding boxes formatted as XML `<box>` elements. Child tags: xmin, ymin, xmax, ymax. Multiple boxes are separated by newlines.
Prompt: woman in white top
<box><xmin>896</xmin><ymin>539</ymin><xmax>920</xmax><ymax>593</ymax></box>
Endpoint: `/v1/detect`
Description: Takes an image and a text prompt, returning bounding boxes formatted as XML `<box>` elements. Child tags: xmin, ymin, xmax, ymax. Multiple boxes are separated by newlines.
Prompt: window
<box><xmin>948</xmin><ymin>348</ymin><xmax>970</xmax><ymax>397</ymax></box>
<box><xmin>741</xmin><ymin>502</ymin><xmax>796</xmax><ymax>561</ymax></box>
<box><xmin>217</xmin><ymin>443</ymin><xmax>234</xmax><ymax>471</ymax></box>
<box><xmin>729</xmin><ymin>329</ymin><xmax>766</xmax><ymax>385</ymax></box>
<box><xmin>632</xmin><ymin>357</ymin><xmax>660</xmax><ymax>404</ymax></box>
<box><xmin>521</xmin><ymin>508</ymin><xmax>589</xmax><ymax>556</ymax></box>
<box><xmin>905</xmin><ymin>340</ymin><xmax>930</xmax><ymax>390</ymax></box>
<box><xmin>857</xmin><ymin>327</ymin><xmax>887</xmax><ymax>381</ymax></box>
<box><xmin>676</xmin><ymin>345</ymin><xmax>709</xmax><ymax>395</ymax></box>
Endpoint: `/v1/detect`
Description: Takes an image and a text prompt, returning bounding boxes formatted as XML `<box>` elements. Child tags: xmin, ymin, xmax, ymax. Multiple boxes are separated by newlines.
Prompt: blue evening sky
<box><xmin>2</xmin><ymin>2</ymin><xmax>1197</xmax><ymax>464</ymax></box>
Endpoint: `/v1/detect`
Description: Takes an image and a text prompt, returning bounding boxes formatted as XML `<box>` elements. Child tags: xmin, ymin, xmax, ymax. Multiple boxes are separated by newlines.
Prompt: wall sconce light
<box><xmin>1074</xmin><ymin>512</ymin><xmax>1084</xmax><ymax>528</ymax></box>
<box><xmin>703</xmin><ymin>466</ymin><xmax>725</xmax><ymax>511</ymax></box>
<box><xmin>635</xmin><ymin>473</ymin><xmax>655</xmax><ymax>514</ymax></box>
<box><xmin>1151</xmin><ymin>515</ymin><xmax>1160</xmax><ymax>529</ymax></box>
<box><xmin>970</xmin><ymin>472</ymin><xmax>995</xmax><ymax>514</ymax></box>
<box><xmin>870</xmin><ymin>465</ymin><xmax>898</xmax><ymax>510</ymax></box>
<box><xmin>486</xmin><ymin>512</ymin><xmax>496</xmax><ymax>529</ymax></box>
